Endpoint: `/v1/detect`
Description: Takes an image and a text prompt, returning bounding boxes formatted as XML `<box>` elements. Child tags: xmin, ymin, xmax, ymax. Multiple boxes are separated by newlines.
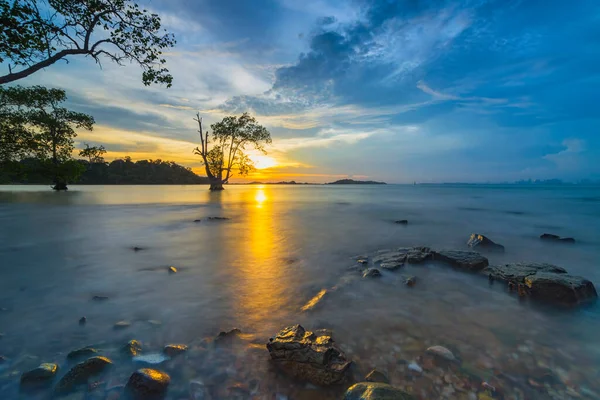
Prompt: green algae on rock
<box><xmin>344</xmin><ymin>382</ymin><xmax>414</xmax><ymax>400</ymax></box>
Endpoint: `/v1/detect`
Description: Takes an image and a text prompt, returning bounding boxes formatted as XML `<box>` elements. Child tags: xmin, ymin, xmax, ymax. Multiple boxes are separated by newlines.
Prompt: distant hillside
<box><xmin>328</xmin><ymin>179</ymin><xmax>386</xmax><ymax>185</ymax></box>
<box><xmin>1</xmin><ymin>158</ymin><xmax>210</xmax><ymax>185</ymax></box>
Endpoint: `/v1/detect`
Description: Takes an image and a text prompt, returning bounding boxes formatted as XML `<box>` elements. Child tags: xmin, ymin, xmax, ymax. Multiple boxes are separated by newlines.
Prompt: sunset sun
<box><xmin>251</xmin><ymin>155</ymin><xmax>278</xmax><ymax>169</ymax></box>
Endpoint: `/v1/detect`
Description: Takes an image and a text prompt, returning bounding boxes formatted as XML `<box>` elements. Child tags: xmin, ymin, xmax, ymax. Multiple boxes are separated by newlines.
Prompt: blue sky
<box><xmin>20</xmin><ymin>0</ymin><xmax>600</xmax><ymax>182</ymax></box>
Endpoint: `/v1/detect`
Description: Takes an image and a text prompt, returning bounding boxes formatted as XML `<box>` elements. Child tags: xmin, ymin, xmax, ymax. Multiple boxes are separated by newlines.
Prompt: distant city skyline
<box><xmin>16</xmin><ymin>0</ymin><xmax>600</xmax><ymax>183</ymax></box>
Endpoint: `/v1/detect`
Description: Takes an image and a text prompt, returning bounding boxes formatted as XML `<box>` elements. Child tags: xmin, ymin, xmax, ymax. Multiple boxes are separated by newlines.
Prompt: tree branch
<box><xmin>0</xmin><ymin>48</ymin><xmax>88</xmax><ymax>84</ymax></box>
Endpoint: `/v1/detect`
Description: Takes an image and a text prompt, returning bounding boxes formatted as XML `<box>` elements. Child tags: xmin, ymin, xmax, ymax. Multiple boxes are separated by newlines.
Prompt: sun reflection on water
<box><xmin>235</xmin><ymin>186</ymin><xmax>288</xmax><ymax>330</ymax></box>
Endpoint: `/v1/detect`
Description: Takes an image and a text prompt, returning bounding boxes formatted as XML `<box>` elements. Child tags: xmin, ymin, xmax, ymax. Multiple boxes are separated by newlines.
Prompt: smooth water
<box><xmin>0</xmin><ymin>184</ymin><xmax>599</xmax><ymax>399</ymax></box>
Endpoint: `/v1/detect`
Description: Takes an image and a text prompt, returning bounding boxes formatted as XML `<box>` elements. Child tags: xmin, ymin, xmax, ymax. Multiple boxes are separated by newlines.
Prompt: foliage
<box><xmin>0</xmin><ymin>0</ymin><xmax>176</xmax><ymax>85</ymax></box>
<box><xmin>1</xmin><ymin>157</ymin><xmax>209</xmax><ymax>185</ymax></box>
<box><xmin>193</xmin><ymin>112</ymin><xmax>271</xmax><ymax>190</ymax></box>
<box><xmin>0</xmin><ymin>85</ymin><xmax>94</xmax><ymax>187</ymax></box>
<box><xmin>79</xmin><ymin>143</ymin><xmax>106</xmax><ymax>163</ymax></box>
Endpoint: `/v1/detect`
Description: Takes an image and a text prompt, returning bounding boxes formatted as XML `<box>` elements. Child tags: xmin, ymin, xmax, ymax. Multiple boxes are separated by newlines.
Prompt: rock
<box><xmin>114</xmin><ymin>320</ymin><xmax>131</xmax><ymax>329</ymax></box>
<box><xmin>92</xmin><ymin>295</ymin><xmax>109</xmax><ymax>301</ymax></box>
<box><xmin>215</xmin><ymin>328</ymin><xmax>242</xmax><ymax>344</ymax></box>
<box><xmin>467</xmin><ymin>234</ymin><xmax>505</xmax><ymax>252</ymax></box>
<box><xmin>131</xmin><ymin>246</ymin><xmax>145</xmax><ymax>251</ymax></box>
<box><xmin>55</xmin><ymin>357</ymin><xmax>112</xmax><ymax>393</ymax></box>
<box><xmin>67</xmin><ymin>347</ymin><xmax>98</xmax><ymax>360</ymax></box>
<box><xmin>20</xmin><ymin>363</ymin><xmax>58</xmax><ymax>386</ymax></box>
<box><xmin>125</xmin><ymin>369</ymin><xmax>170</xmax><ymax>400</ymax></box>
<box><xmin>374</xmin><ymin>247</ymin><xmax>432</xmax><ymax>266</ymax></box>
<box><xmin>266</xmin><ymin>324</ymin><xmax>351</xmax><ymax>385</ymax></box>
<box><xmin>540</xmin><ymin>233</ymin><xmax>575</xmax><ymax>243</ymax></box>
<box><xmin>132</xmin><ymin>353</ymin><xmax>170</xmax><ymax>365</ymax></box>
<box><xmin>426</xmin><ymin>346</ymin><xmax>456</xmax><ymax>361</ymax></box>
<box><xmin>168</xmin><ymin>266</ymin><xmax>177</xmax><ymax>273</ymax></box>
<box><xmin>193</xmin><ymin>219</ymin><xmax>202</xmax><ymax>223</ymax></box>
<box><xmin>79</xmin><ymin>317</ymin><xmax>86</xmax><ymax>325</ymax></box>
<box><xmin>407</xmin><ymin>362</ymin><xmax>422</xmax><ymax>373</ymax></box>
<box><xmin>404</xmin><ymin>276</ymin><xmax>416</xmax><ymax>287</ymax></box>
<box><xmin>395</xmin><ymin>220</ymin><xmax>408</xmax><ymax>225</ymax></box>
<box><xmin>485</xmin><ymin>263</ymin><xmax>597</xmax><ymax>305</ymax></box>
<box><xmin>363</xmin><ymin>268</ymin><xmax>382</xmax><ymax>278</ymax></box>
<box><xmin>365</xmin><ymin>369</ymin><xmax>389</xmax><ymax>384</ymax></box>
<box><xmin>524</xmin><ymin>272</ymin><xmax>597</xmax><ymax>305</ymax></box>
<box><xmin>344</xmin><ymin>382</ymin><xmax>414</xmax><ymax>400</ymax></box>
<box><xmin>163</xmin><ymin>344</ymin><xmax>188</xmax><ymax>357</ymax></box>
<box><xmin>432</xmin><ymin>250</ymin><xmax>489</xmax><ymax>271</ymax></box>
<box><xmin>123</xmin><ymin>340</ymin><xmax>143</xmax><ymax>356</ymax></box>
<box><xmin>380</xmin><ymin>261</ymin><xmax>404</xmax><ymax>271</ymax></box>
<box><xmin>357</xmin><ymin>259</ymin><xmax>369</xmax><ymax>265</ymax></box>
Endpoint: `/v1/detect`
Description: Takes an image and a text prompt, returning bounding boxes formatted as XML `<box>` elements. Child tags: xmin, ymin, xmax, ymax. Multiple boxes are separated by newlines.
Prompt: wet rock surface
<box><xmin>540</xmin><ymin>233</ymin><xmax>576</xmax><ymax>243</ymax></box>
<box><xmin>344</xmin><ymin>382</ymin><xmax>414</xmax><ymax>400</ymax></box>
<box><xmin>363</xmin><ymin>268</ymin><xmax>382</xmax><ymax>278</ymax></box>
<box><xmin>467</xmin><ymin>234</ymin><xmax>505</xmax><ymax>252</ymax></box>
<box><xmin>123</xmin><ymin>340</ymin><xmax>142</xmax><ymax>356</ymax></box>
<box><xmin>67</xmin><ymin>347</ymin><xmax>98</xmax><ymax>360</ymax></box>
<box><xmin>394</xmin><ymin>220</ymin><xmax>408</xmax><ymax>225</ymax></box>
<box><xmin>163</xmin><ymin>344</ymin><xmax>188</xmax><ymax>357</ymax></box>
<box><xmin>215</xmin><ymin>328</ymin><xmax>242</xmax><ymax>344</ymax></box>
<box><xmin>365</xmin><ymin>369</ymin><xmax>390</xmax><ymax>384</ymax></box>
<box><xmin>486</xmin><ymin>263</ymin><xmax>597</xmax><ymax>305</ymax></box>
<box><xmin>373</xmin><ymin>247</ymin><xmax>432</xmax><ymax>266</ymax></box>
<box><xmin>266</xmin><ymin>324</ymin><xmax>351</xmax><ymax>385</ymax></box>
<box><xmin>125</xmin><ymin>368</ymin><xmax>170</xmax><ymax>400</ymax></box>
<box><xmin>432</xmin><ymin>250</ymin><xmax>489</xmax><ymax>271</ymax></box>
<box><xmin>55</xmin><ymin>356</ymin><xmax>113</xmax><ymax>393</ymax></box>
<box><xmin>20</xmin><ymin>363</ymin><xmax>58</xmax><ymax>386</ymax></box>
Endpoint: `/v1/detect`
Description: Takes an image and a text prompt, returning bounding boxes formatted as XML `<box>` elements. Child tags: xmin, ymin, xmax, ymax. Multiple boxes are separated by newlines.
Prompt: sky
<box><xmin>17</xmin><ymin>0</ymin><xmax>600</xmax><ymax>183</ymax></box>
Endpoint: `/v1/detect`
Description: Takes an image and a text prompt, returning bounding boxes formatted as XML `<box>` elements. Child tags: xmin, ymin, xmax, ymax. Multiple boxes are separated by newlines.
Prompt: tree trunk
<box><xmin>209</xmin><ymin>178</ymin><xmax>225</xmax><ymax>191</ymax></box>
<box><xmin>50</xmin><ymin>129</ymin><xmax>67</xmax><ymax>191</ymax></box>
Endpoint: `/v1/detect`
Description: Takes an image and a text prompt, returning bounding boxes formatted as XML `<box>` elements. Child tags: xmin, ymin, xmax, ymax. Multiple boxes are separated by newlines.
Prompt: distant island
<box><xmin>328</xmin><ymin>179</ymin><xmax>386</xmax><ymax>185</ymax></box>
<box><xmin>1</xmin><ymin>158</ymin><xmax>210</xmax><ymax>185</ymax></box>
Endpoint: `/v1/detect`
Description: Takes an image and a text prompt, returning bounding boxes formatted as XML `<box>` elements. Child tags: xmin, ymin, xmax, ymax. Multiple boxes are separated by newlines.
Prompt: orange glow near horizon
<box><xmin>251</xmin><ymin>154</ymin><xmax>278</xmax><ymax>169</ymax></box>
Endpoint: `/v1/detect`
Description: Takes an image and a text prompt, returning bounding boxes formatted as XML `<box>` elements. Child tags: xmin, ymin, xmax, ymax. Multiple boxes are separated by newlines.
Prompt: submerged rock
<box><xmin>467</xmin><ymin>234</ymin><xmax>505</xmax><ymax>252</ymax></box>
<box><xmin>215</xmin><ymin>328</ymin><xmax>242</xmax><ymax>344</ymax></box>
<box><xmin>55</xmin><ymin>356</ymin><xmax>112</xmax><ymax>393</ymax></box>
<box><xmin>405</xmin><ymin>276</ymin><xmax>416</xmax><ymax>287</ymax></box>
<box><xmin>540</xmin><ymin>233</ymin><xmax>575</xmax><ymax>243</ymax></box>
<box><xmin>486</xmin><ymin>263</ymin><xmax>597</xmax><ymax>305</ymax></box>
<box><xmin>123</xmin><ymin>340</ymin><xmax>143</xmax><ymax>356</ymax></box>
<box><xmin>374</xmin><ymin>247</ymin><xmax>432</xmax><ymax>266</ymax></box>
<box><xmin>380</xmin><ymin>261</ymin><xmax>404</xmax><ymax>271</ymax></box>
<box><xmin>363</xmin><ymin>268</ymin><xmax>382</xmax><ymax>278</ymax></box>
<box><xmin>266</xmin><ymin>324</ymin><xmax>351</xmax><ymax>385</ymax></box>
<box><xmin>114</xmin><ymin>320</ymin><xmax>131</xmax><ymax>329</ymax></box>
<box><xmin>67</xmin><ymin>347</ymin><xmax>98</xmax><ymax>360</ymax></box>
<box><xmin>131</xmin><ymin>246</ymin><xmax>145</xmax><ymax>252</ymax></box>
<box><xmin>344</xmin><ymin>382</ymin><xmax>414</xmax><ymax>400</ymax></box>
<box><xmin>125</xmin><ymin>369</ymin><xmax>170</xmax><ymax>400</ymax></box>
<box><xmin>168</xmin><ymin>266</ymin><xmax>177</xmax><ymax>273</ymax></box>
<box><xmin>357</xmin><ymin>259</ymin><xmax>369</xmax><ymax>265</ymax></box>
<box><xmin>365</xmin><ymin>369</ymin><xmax>390</xmax><ymax>384</ymax></box>
<box><xmin>432</xmin><ymin>250</ymin><xmax>489</xmax><ymax>271</ymax></box>
<box><xmin>20</xmin><ymin>363</ymin><xmax>58</xmax><ymax>386</ymax></box>
<box><xmin>426</xmin><ymin>346</ymin><xmax>456</xmax><ymax>361</ymax></box>
<box><xmin>133</xmin><ymin>353</ymin><xmax>170</xmax><ymax>365</ymax></box>
<box><xmin>78</xmin><ymin>317</ymin><xmax>86</xmax><ymax>326</ymax></box>
<box><xmin>394</xmin><ymin>220</ymin><xmax>408</xmax><ymax>225</ymax></box>
<box><xmin>163</xmin><ymin>344</ymin><xmax>188</xmax><ymax>357</ymax></box>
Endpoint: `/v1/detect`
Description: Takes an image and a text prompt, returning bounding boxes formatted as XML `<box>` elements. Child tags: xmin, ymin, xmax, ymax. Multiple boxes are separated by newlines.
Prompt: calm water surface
<box><xmin>0</xmin><ymin>184</ymin><xmax>599</xmax><ymax>399</ymax></box>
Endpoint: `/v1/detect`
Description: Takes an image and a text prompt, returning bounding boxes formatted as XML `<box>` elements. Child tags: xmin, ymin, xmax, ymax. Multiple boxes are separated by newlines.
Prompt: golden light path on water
<box><xmin>235</xmin><ymin>185</ymin><xmax>290</xmax><ymax>330</ymax></box>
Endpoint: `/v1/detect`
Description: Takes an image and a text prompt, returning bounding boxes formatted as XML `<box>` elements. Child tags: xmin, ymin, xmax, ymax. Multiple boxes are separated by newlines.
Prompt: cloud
<box><xmin>543</xmin><ymin>139</ymin><xmax>586</xmax><ymax>169</ymax></box>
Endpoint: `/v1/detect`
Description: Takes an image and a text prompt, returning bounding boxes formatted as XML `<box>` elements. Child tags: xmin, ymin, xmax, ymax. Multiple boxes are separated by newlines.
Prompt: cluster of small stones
<box><xmin>2</xmin><ymin>322</ymin><xmax>599</xmax><ymax>400</ymax></box>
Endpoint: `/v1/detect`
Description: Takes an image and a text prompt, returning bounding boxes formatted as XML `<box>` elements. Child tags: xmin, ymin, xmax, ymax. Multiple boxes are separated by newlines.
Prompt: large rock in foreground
<box><xmin>344</xmin><ymin>382</ymin><xmax>414</xmax><ymax>400</ymax></box>
<box><xmin>20</xmin><ymin>363</ymin><xmax>58</xmax><ymax>387</ymax></box>
<box><xmin>266</xmin><ymin>325</ymin><xmax>351</xmax><ymax>385</ymax></box>
<box><xmin>432</xmin><ymin>250</ymin><xmax>489</xmax><ymax>271</ymax></box>
<box><xmin>125</xmin><ymin>368</ymin><xmax>171</xmax><ymax>400</ymax></box>
<box><xmin>467</xmin><ymin>234</ymin><xmax>505</xmax><ymax>252</ymax></box>
<box><xmin>486</xmin><ymin>263</ymin><xmax>597</xmax><ymax>305</ymax></box>
<box><xmin>55</xmin><ymin>356</ymin><xmax>112</xmax><ymax>393</ymax></box>
<box><xmin>373</xmin><ymin>247</ymin><xmax>432</xmax><ymax>266</ymax></box>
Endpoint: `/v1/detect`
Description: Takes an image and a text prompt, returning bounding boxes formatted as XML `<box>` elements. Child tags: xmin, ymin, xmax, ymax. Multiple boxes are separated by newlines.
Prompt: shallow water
<box><xmin>0</xmin><ymin>184</ymin><xmax>599</xmax><ymax>399</ymax></box>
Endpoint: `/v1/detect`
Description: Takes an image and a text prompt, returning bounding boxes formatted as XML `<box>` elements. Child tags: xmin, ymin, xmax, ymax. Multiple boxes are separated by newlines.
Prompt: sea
<box><xmin>0</xmin><ymin>184</ymin><xmax>599</xmax><ymax>399</ymax></box>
